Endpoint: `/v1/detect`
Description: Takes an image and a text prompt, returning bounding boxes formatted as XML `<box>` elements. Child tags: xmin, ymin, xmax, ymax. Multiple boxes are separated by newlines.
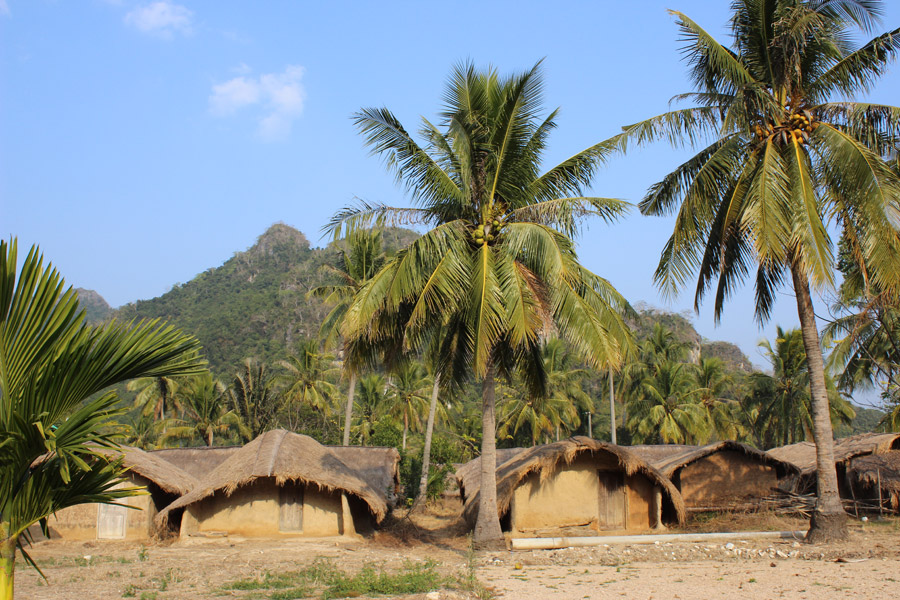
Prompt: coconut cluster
<box><xmin>471</xmin><ymin>216</ymin><xmax>505</xmax><ymax>244</ymax></box>
<box><xmin>753</xmin><ymin>109</ymin><xmax>818</xmax><ymax>146</ymax></box>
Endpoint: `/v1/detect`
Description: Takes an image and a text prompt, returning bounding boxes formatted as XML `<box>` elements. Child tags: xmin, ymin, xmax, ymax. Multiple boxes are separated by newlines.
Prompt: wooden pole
<box><xmin>878</xmin><ymin>468</ymin><xmax>883</xmax><ymax>517</ymax></box>
<box><xmin>609</xmin><ymin>366</ymin><xmax>617</xmax><ymax>445</ymax></box>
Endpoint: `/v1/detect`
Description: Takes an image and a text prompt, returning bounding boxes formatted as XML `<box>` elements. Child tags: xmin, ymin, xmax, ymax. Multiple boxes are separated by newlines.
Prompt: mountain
<box><xmin>113</xmin><ymin>223</ymin><xmax>418</xmax><ymax>376</ymax></box>
<box><xmin>76</xmin><ymin>288</ymin><xmax>113</xmax><ymax>324</ymax></box>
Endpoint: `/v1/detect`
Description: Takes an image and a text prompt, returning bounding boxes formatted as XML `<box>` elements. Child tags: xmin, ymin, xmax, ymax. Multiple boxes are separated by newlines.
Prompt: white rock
<box><xmin>725</xmin><ymin>543</ymin><xmax>735</xmax><ymax>550</ymax></box>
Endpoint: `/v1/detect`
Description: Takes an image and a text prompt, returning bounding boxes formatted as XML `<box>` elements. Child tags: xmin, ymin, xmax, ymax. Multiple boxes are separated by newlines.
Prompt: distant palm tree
<box><xmin>387</xmin><ymin>360</ymin><xmax>432</xmax><ymax>450</ymax></box>
<box><xmin>160</xmin><ymin>373</ymin><xmax>247</xmax><ymax>447</ymax></box>
<box><xmin>695</xmin><ymin>357</ymin><xmax>745</xmax><ymax>441</ymax></box>
<box><xmin>309</xmin><ymin>228</ymin><xmax>385</xmax><ymax>445</ymax></box>
<box><xmin>331</xmin><ymin>61</ymin><xmax>633</xmax><ymax>545</ymax></box>
<box><xmin>228</xmin><ymin>359</ymin><xmax>282</xmax><ymax>442</ymax></box>
<box><xmin>628</xmin><ymin>360</ymin><xmax>709</xmax><ymax>444</ymax></box>
<box><xmin>278</xmin><ymin>339</ymin><xmax>339</xmax><ymax>430</ymax></box>
<box><xmin>353</xmin><ymin>374</ymin><xmax>389</xmax><ymax>446</ymax></box>
<box><xmin>747</xmin><ymin>327</ymin><xmax>855</xmax><ymax>448</ymax></box>
<box><xmin>622</xmin><ymin>0</ymin><xmax>900</xmax><ymax>540</ymax></box>
<box><xmin>127</xmin><ymin>376</ymin><xmax>182</xmax><ymax>423</ymax></box>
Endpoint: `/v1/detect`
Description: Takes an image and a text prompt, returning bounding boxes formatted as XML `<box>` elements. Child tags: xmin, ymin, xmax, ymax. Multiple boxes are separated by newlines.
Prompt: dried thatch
<box><xmin>628</xmin><ymin>444</ymin><xmax>699</xmax><ymax>467</ymax></box>
<box><xmin>156</xmin><ymin>430</ymin><xmax>389</xmax><ymax>527</ymax></box>
<box><xmin>97</xmin><ymin>446</ymin><xmax>199</xmax><ymax>496</ymax></box>
<box><xmin>330</xmin><ymin>446</ymin><xmax>401</xmax><ymax>501</ymax></box>
<box><xmin>848</xmin><ymin>450</ymin><xmax>900</xmax><ymax>498</ymax></box>
<box><xmin>455</xmin><ymin>448</ymin><xmax>527</xmax><ymax>502</ymax></box>
<box><xmin>653</xmin><ymin>441</ymin><xmax>800</xmax><ymax>479</ymax></box>
<box><xmin>462</xmin><ymin>437</ymin><xmax>685</xmax><ymax>526</ymax></box>
<box><xmin>768</xmin><ymin>433</ymin><xmax>900</xmax><ymax>474</ymax></box>
<box><xmin>151</xmin><ymin>446</ymin><xmax>240</xmax><ymax>479</ymax></box>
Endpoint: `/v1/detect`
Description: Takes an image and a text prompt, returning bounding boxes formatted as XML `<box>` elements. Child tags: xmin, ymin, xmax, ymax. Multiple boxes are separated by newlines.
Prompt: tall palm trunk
<box><xmin>417</xmin><ymin>373</ymin><xmax>441</xmax><ymax>501</ymax></box>
<box><xmin>474</xmin><ymin>362</ymin><xmax>504</xmax><ymax>546</ymax></box>
<box><xmin>342</xmin><ymin>372</ymin><xmax>356</xmax><ymax>446</ymax></box>
<box><xmin>402</xmin><ymin>411</ymin><xmax>408</xmax><ymax>451</ymax></box>
<box><xmin>791</xmin><ymin>265</ymin><xmax>848</xmax><ymax>542</ymax></box>
<box><xmin>609</xmin><ymin>366</ymin><xmax>617</xmax><ymax>444</ymax></box>
<box><xmin>1</xmin><ymin>525</ymin><xmax>14</xmax><ymax>600</ymax></box>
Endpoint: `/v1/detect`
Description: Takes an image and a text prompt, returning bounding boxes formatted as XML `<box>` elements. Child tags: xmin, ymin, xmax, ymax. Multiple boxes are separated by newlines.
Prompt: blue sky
<box><xmin>2</xmin><ymin>1</ymin><xmax>900</xmax><ymax>379</ymax></box>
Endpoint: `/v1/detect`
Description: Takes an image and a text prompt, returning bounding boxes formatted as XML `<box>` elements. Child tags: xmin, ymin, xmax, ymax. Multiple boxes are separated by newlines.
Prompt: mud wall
<box><xmin>678</xmin><ymin>451</ymin><xmax>777</xmax><ymax>508</ymax></box>
<box><xmin>180</xmin><ymin>479</ymin><xmax>349</xmax><ymax>537</ymax></box>
<box><xmin>48</xmin><ymin>476</ymin><xmax>155</xmax><ymax>541</ymax></box>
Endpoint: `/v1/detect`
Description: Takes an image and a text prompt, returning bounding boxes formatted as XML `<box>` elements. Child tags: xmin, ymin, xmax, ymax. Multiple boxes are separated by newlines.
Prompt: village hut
<box><xmin>455</xmin><ymin>447</ymin><xmax>527</xmax><ymax>502</ymax></box>
<box><xmin>156</xmin><ymin>430</ymin><xmax>389</xmax><ymax>538</ymax></box>
<box><xmin>462</xmin><ymin>437</ymin><xmax>685</xmax><ymax>536</ymax></box>
<box><xmin>629</xmin><ymin>444</ymin><xmax>698</xmax><ymax>465</ymax></box>
<box><xmin>846</xmin><ymin>451</ymin><xmax>900</xmax><ymax>513</ymax></box>
<box><xmin>768</xmin><ymin>433</ymin><xmax>900</xmax><ymax>498</ymax></box>
<box><xmin>153</xmin><ymin>444</ymin><xmax>401</xmax><ymax>504</ymax></box>
<box><xmin>47</xmin><ymin>446</ymin><xmax>198</xmax><ymax>541</ymax></box>
<box><xmin>648</xmin><ymin>441</ymin><xmax>799</xmax><ymax>511</ymax></box>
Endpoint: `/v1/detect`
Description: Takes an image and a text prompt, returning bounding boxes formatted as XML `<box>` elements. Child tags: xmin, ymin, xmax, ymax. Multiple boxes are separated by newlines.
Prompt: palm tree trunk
<box><xmin>609</xmin><ymin>366</ymin><xmax>617</xmax><ymax>444</ymax></box>
<box><xmin>474</xmin><ymin>362</ymin><xmax>504</xmax><ymax>547</ymax></box>
<box><xmin>342</xmin><ymin>372</ymin><xmax>356</xmax><ymax>446</ymax></box>
<box><xmin>402</xmin><ymin>412</ymin><xmax>408</xmax><ymax>451</ymax></box>
<box><xmin>417</xmin><ymin>373</ymin><xmax>441</xmax><ymax>502</ymax></box>
<box><xmin>1</xmin><ymin>526</ymin><xmax>14</xmax><ymax>600</ymax></box>
<box><xmin>208</xmin><ymin>428</ymin><xmax>214</xmax><ymax>447</ymax></box>
<box><xmin>791</xmin><ymin>266</ymin><xmax>848</xmax><ymax>542</ymax></box>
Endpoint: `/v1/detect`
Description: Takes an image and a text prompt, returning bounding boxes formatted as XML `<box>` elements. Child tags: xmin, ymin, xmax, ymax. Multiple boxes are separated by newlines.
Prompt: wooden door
<box><xmin>598</xmin><ymin>471</ymin><xmax>626</xmax><ymax>530</ymax></box>
<box><xmin>279</xmin><ymin>485</ymin><xmax>304</xmax><ymax>532</ymax></box>
<box><xmin>97</xmin><ymin>502</ymin><xmax>128</xmax><ymax>539</ymax></box>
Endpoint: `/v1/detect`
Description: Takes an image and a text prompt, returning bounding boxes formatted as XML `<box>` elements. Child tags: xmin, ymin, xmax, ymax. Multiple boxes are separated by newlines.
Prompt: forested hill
<box><xmin>82</xmin><ymin>223</ymin><xmax>751</xmax><ymax>378</ymax></box>
<box><xmin>110</xmin><ymin>223</ymin><xmax>417</xmax><ymax>375</ymax></box>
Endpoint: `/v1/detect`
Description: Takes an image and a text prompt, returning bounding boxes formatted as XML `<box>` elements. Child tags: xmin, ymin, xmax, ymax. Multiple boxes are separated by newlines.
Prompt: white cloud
<box><xmin>124</xmin><ymin>2</ymin><xmax>193</xmax><ymax>38</ymax></box>
<box><xmin>209</xmin><ymin>65</ymin><xmax>306</xmax><ymax>141</ymax></box>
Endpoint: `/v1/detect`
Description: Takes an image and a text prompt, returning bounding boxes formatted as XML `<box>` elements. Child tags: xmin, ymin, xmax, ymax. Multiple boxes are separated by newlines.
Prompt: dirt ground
<box><xmin>13</xmin><ymin>502</ymin><xmax>900</xmax><ymax>600</ymax></box>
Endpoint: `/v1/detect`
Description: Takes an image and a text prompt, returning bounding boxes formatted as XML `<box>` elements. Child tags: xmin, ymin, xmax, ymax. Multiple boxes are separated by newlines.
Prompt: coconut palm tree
<box><xmin>695</xmin><ymin>357</ymin><xmax>746</xmax><ymax>441</ymax></box>
<box><xmin>278</xmin><ymin>339</ymin><xmax>339</xmax><ymax>430</ymax></box>
<box><xmin>228</xmin><ymin>359</ymin><xmax>281</xmax><ymax>442</ymax></box>
<box><xmin>127</xmin><ymin>376</ymin><xmax>181</xmax><ymax>423</ymax></box>
<box><xmin>628</xmin><ymin>360</ymin><xmax>709</xmax><ymax>444</ymax></box>
<box><xmin>309</xmin><ymin>228</ymin><xmax>385</xmax><ymax>445</ymax></box>
<box><xmin>747</xmin><ymin>327</ymin><xmax>855</xmax><ymax>447</ymax></box>
<box><xmin>159</xmin><ymin>373</ymin><xmax>248</xmax><ymax>447</ymax></box>
<box><xmin>352</xmin><ymin>374</ymin><xmax>389</xmax><ymax>446</ymax></box>
<box><xmin>621</xmin><ymin>0</ymin><xmax>900</xmax><ymax>541</ymax></box>
<box><xmin>330</xmin><ymin>61</ymin><xmax>633</xmax><ymax>544</ymax></box>
<box><xmin>0</xmin><ymin>240</ymin><xmax>204</xmax><ymax>598</ymax></box>
<box><xmin>387</xmin><ymin>360</ymin><xmax>432</xmax><ymax>450</ymax></box>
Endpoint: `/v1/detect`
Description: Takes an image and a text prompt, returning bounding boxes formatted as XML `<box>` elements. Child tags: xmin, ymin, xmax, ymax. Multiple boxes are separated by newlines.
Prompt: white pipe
<box><xmin>510</xmin><ymin>530</ymin><xmax>805</xmax><ymax>550</ymax></box>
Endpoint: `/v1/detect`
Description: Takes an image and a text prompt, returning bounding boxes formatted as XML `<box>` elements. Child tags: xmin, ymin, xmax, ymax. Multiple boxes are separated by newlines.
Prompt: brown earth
<box><xmin>13</xmin><ymin>500</ymin><xmax>900</xmax><ymax>599</ymax></box>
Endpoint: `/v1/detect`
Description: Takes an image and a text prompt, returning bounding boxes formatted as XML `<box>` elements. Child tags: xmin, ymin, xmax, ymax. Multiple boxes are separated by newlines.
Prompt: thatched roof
<box><xmin>462</xmin><ymin>437</ymin><xmax>685</xmax><ymax>526</ymax></box>
<box><xmin>98</xmin><ymin>446</ymin><xmax>199</xmax><ymax>496</ymax></box>
<box><xmin>848</xmin><ymin>450</ymin><xmax>900</xmax><ymax>493</ymax></box>
<box><xmin>151</xmin><ymin>446</ymin><xmax>240</xmax><ymax>479</ymax></box>
<box><xmin>768</xmin><ymin>433</ymin><xmax>900</xmax><ymax>474</ymax></box>
<box><xmin>652</xmin><ymin>441</ymin><xmax>800</xmax><ymax>479</ymax></box>
<box><xmin>455</xmin><ymin>447</ymin><xmax>527</xmax><ymax>502</ymax></box>
<box><xmin>156</xmin><ymin>430</ymin><xmax>389</xmax><ymax>526</ymax></box>
<box><xmin>628</xmin><ymin>444</ymin><xmax>699</xmax><ymax>467</ymax></box>
<box><xmin>330</xmin><ymin>446</ymin><xmax>401</xmax><ymax>500</ymax></box>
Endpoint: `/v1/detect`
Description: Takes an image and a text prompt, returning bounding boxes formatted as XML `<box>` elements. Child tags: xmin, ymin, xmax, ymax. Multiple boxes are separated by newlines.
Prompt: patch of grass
<box><xmin>222</xmin><ymin>557</ymin><xmax>447</xmax><ymax>600</ymax></box>
<box><xmin>137</xmin><ymin>546</ymin><xmax>149</xmax><ymax>562</ymax></box>
<box><xmin>122</xmin><ymin>584</ymin><xmax>136</xmax><ymax>598</ymax></box>
<box><xmin>139</xmin><ymin>592</ymin><xmax>158</xmax><ymax>600</ymax></box>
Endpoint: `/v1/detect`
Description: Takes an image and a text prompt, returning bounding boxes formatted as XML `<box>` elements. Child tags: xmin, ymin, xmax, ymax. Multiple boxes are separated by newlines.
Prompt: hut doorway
<box><xmin>598</xmin><ymin>471</ymin><xmax>626</xmax><ymax>530</ymax></box>
<box><xmin>278</xmin><ymin>486</ymin><xmax>304</xmax><ymax>532</ymax></box>
<box><xmin>97</xmin><ymin>502</ymin><xmax>128</xmax><ymax>539</ymax></box>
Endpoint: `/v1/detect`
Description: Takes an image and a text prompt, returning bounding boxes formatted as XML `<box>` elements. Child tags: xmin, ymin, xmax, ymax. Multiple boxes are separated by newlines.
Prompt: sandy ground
<box><xmin>12</xmin><ymin>505</ymin><xmax>900</xmax><ymax>600</ymax></box>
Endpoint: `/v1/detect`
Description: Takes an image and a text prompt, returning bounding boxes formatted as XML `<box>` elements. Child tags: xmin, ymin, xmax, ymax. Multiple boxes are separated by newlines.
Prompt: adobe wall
<box><xmin>508</xmin><ymin>453</ymin><xmax>657</xmax><ymax>535</ymax></box>
<box><xmin>48</xmin><ymin>476</ymin><xmax>155</xmax><ymax>541</ymax></box>
<box><xmin>180</xmin><ymin>480</ymin><xmax>348</xmax><ymax>537</ymax></box>
<box><xmin>678</xmin><ymin>450</ymin><xmax>777</xmax><ymax>507</ymax></box>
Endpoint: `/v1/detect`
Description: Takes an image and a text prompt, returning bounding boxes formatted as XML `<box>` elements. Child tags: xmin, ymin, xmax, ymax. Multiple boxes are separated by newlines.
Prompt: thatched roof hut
<box><xmin>768</xmin><ymin>433</ymin><xmax>900</xmax><ymax>474</ymax></box>
<box><xmin>157</xmin><ymin>430</ymin><xmax>389</xmax><ymax>538</ymax></box>
<box><xmin>462</xmin><ymin>437</ymin><xmax>685</xmax><ymax>535</ymax></box>
<box><xmin>646</xmin><ymin>441</ymin><xmax>799</xmax><ymax>511</ymax></box>
<box><xmin>846</xmin><ymin>450</ymin><xmax>900</xmax><ymax>512</ymax></box>
<box><xmin>455</xmin><ymin>447</ymin><xmax>527</xmax><ymax>502</ymax></box>
<box><xmin>47</xmin><ymin>445</ymin><xmax>198</xmax><ymax>541</ymax></box>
